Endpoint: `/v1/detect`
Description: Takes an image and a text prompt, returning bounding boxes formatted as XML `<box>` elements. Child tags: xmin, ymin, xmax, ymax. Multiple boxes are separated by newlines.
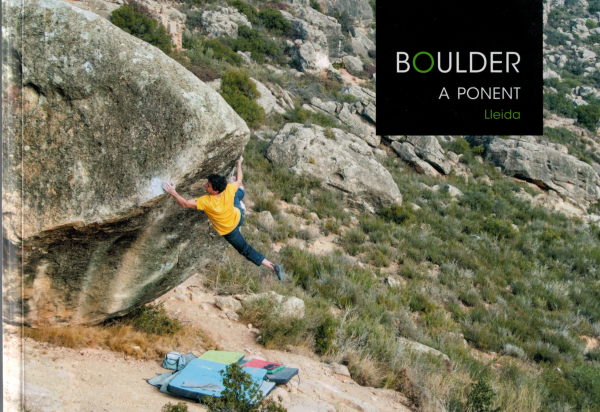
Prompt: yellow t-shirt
<box><xmin>196</xmin><ymin>183</ymin><xmax>241</xmax><ymax>235</ymax></box>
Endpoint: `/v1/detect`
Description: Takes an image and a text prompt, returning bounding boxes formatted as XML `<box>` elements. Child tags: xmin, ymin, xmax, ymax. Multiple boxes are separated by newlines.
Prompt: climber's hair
<box><xmin>207</xmin><ymin>174</ymin><xmax>227</xmax><ymax>193</ymax></box>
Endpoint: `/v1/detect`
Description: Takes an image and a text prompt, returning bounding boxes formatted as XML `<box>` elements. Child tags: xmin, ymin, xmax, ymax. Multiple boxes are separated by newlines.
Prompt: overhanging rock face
<box><xmin>2</xmin><ymin>0</ymin><xmax>250</xmax><ymax>326</ymax></box>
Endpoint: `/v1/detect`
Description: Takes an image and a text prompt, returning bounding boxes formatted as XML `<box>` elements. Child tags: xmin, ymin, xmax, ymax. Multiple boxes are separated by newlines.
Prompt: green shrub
<box><xmin>576</xmin><ymin>104</ymin><xmax>600</xmax><ymax>131</ymax></box>
<box><xmin>340</xmin><ymin>228</ymin><xmax>366</xmax><ymax>256</ymax></box>
<box><xmin>258</xmin><ymin>9</ymin><xmax>291</xmax><ymax>34</ymax></box>
<box><xmin>543</xmin><ymin>92</ymin><xmax>576</xmax><ymax>118</ymax></box>
<box><xmin>587</xmin><ymin>19</ymin><xmax>596</xmax><ymax>29</ymax></box>
<box><xmin>465</xmin><ymin>379</ymin><xmax>500</xmax><ymax>412</ymax></box>
<box><xmin>482</xmin><ymin>218</ymin><xmax>518</xmax><ymax>239</ymax></box>
<box><xmin>315</xmin><ymin>317</ymin><xmax>336</xmax><ymax>354</ymax></box>
<box><xmin>230</xmin><ymin>26</ymin><xmax>280</xmax><ymax>63</ymax></box>
<box><xmin>200</xmin><ymin>39</ymin><xmax>242</xmax><ymax>66</ymax></box>
<box><xmin>220</xmin><ymin>69</ymin><xmax>265</xmax><ymax>127</ymax></box>
<box><xmin>162</xmin><ymin>402</ymin><xmax>188</xmax><ymax>412</ymax></box>
<box><xmin>310</xmin><ymin>0</ymin><xmax>322</xmax><ymax>12</ymax></box>
<box><xmin>110</xmin><ymin>5</ymin><xmax>172</xmax><ymax>54</ymax></box>
<box><xmin>230</xmin><ymin>0</ymin><xmax>258</xmax><ymax>23</ymax></box>
<box><xmin>186</xmin><ymin>38</ymin><xmax>215</xmax><ymax>65</ymax></box>
<box><xmin>409</xmin><ymin>294</ymin><xmax>435</xmax><ymax>314</ymax></box>
<box><xmin>206</xmin><ymin>363</ymin><xmax>287</xmax><ymax>411</ymax></box>
<box><xmin>379</xmin><ymin>204</ymin><xmax>413</xmax><ymax>225</ymax></box>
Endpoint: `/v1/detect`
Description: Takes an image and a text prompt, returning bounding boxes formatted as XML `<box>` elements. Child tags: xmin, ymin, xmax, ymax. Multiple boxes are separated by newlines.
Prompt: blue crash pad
<box><xmin>266</xmin><ymin>368</ymin><xmax>299</xmax><ymax>385</ymax></box>
<box><xmin>167</xmin><ymin>358</ymin><xmax>267</xmax><ymax>401</ymax></box>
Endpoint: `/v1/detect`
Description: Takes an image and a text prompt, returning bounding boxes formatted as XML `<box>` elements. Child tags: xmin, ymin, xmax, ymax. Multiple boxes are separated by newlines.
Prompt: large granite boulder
<box><xmin>466</xmin><ymin>135</ymin><xmax>600</xmax><ymax>204</ymax></box>
<box><xmin>2</xmin><ymin>0</ymin><xmax>250</xmax><ymax>326</ymax></box>
<box><xmin>266</xmin><ymin>124</ymin><xmax>402</xmax><ymax>209</ymax></box>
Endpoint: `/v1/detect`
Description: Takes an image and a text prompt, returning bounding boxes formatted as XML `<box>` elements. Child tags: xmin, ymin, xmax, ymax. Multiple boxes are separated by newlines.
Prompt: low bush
<box><xmin>230</xmin><ymin>0</ymin><xmax>258</xmax><ymax>23</ymax></box>
<box><xmin>206</xmin><ymin>363</ymin><xmax>287</xmax><ymax>411</ymax></box>
<box><xmin>230</xmin><ymin>26</ymin><xmax>281</xmax><ymax>63</ymax></box>
<box><xmin>543</xmin><ymin>92</ymin><xmax>577</xmax><ymax>118</ymax></box>
<box><xmin>575</xmin><ymin>104</ymin><xmax>600</xmax><ymax>131</ymax></box>
<box><xmin>481</xmin><ymin>218</ymin><xmax>518</xmax><ymax>239</ymax></box>
<box><xmin>110</xmin><ymin>5</ymin><xmax>172</xmax><ymax>54</ymax></box>
<box><xmin>310</xmin><ymin>0</ymin><xmax>322</xmax><ymax>12</ymax></box>
<box><xmin>162</xmin><ymin>402</ymin><xmax>188</xmax><ymax>412</ymax></box>
<box><xmin>315</xmin><ymin>317</ymin><xmax>336</xmax><ymax>354</ymax></box>
<box><xmin>203</xmin><ymin>39</ymin><xmax>243</xmax><ymax>66</ymax></box>
<box><xmin>220</xmin><ymin>69</ymin><xmax>265</xmax><ymax>127</ymax></box>
<box><xmin>465</xmin><ymin>379</ymin><xmax>500</xmax><ymax>412</ymax></box>
<box><xmin>258</xmin><ymin>8</ymin><xmax>291</xmax><ymax>34</ymax></box>
<box><xmin>379</xmin><ymin>204</ymin><xmax>412</xmax><ymax>225</ymax></box>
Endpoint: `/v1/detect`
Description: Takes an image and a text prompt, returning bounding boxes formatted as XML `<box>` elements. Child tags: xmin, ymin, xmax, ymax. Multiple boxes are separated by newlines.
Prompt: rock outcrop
<box><xmin>466</xmin><ymin>135</ymin><xmax>600</xmax><ymax>204</ymax></box>
<box><xmin>2</xmin><ymin>0</ymin><xmax>250</xmax><ymax>327</ymax></box>
<box><xmin>282</xmin><ymin>0</ymin><xmax>374</xmax><ymax>27</ymax></box>
<box><xmin>304</xmin><ymin>85</ymin><xmax>377</xmax><ymax>146</ymax></box>
<box><xmin>251</xmin><ymin>77</ymin><xmax>287</xmax><ymax>115</ymax></box>
<box><xmin>266</xmin><ymin>124</ymin><xmax>402</xmax><ymax>209</ymax></box>
<box><xmin>390</xmin><ymin>136</ymin><xmax>452</xmax><ymax>176</ymax></box>
<box><xmin>201</xmin><ymin>6</ymin><xmax>252</xmax><ymax>39</ymax></box>
<box><xmin>281</xmin><ymin>5</ymin><xmax>343</xmax><ymax>58</ymax></box>
<box><xmin>350</xmin><ymin>31</ymin><xmax>375</xmax><ymax>58</ymax></box>
<box><xmin>287</xmin><ymin>39</ymin><xmax>331</xmax><ymax>72</ymax></box>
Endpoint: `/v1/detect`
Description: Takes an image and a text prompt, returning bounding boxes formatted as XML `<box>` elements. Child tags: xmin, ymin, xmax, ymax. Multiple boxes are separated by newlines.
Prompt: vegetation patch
<box><xmin>220</xmin><ymin>69</ymin><xmax>265</xmax><ymax>127</ymax></box>
<box><xmin>110</xmin><ymin>5</ymin><xmax>172</xmax><ymax>54</ymax></box>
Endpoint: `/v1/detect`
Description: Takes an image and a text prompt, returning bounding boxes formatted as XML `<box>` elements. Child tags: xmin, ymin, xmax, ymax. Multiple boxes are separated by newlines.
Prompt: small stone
<box><xmin>214</xmin><ymin>296</ymin><xmax>242</xmax><ymax>312</ymax></box>
<box><xmin>132</xmin><ymin>345</ymin><xmax>140</xmax><ymax>350</ymax></box>
<box><xmin>247</xmin><ymin>323</ymin><xmax>253</xmax><ymax>329</ymax></box>
<box><xmin>326</xmin><ymin>362</ymin><xmax>351</xmax><ymax>377</ymax></box>
<box><xmin>174</xmin><ymin>294</ymin><xmax>187</xmax><ymax>302</ymax></box>
<box><xmin>226</xmin><ymin>312</ymin><xmax>239</xmax><ymax>321</ymax></box>
<box><xmin>272</xmin><ymin>387</ymin><xmax>289</xmax><ymax>400</ymax></box>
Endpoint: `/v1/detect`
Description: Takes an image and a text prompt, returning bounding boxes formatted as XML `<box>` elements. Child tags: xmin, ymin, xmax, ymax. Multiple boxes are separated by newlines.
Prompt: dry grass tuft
<box><xmin>23</xmin><ymin>323</ymin><xmax>217</xmax><ymax>360</ymax></box>
<box><xmin>341</xmin><ymin>350</ymin><xmax>384</xmax><ymax>388</ymax></box>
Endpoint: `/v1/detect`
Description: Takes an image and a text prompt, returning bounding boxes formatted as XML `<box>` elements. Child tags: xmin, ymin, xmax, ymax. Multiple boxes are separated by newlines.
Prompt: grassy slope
<box><xmin>210</xmin><ymin>137</ymin><xmax>600</xmax><ymax>412</ymax></box>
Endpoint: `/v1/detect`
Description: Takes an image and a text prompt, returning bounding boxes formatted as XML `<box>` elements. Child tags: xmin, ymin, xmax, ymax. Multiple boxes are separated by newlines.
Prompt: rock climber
<box><xmin>162</xmin><ymin>156</ymin><xmax>283</xmax><ymax>280</ymax></box>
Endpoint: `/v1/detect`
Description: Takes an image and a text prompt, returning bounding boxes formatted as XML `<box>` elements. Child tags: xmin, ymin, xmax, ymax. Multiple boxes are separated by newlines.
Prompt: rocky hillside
<box><xmin>3</xmin><ymin>0</ymin><xmax>600</xmax><ymax>411</ymax></box>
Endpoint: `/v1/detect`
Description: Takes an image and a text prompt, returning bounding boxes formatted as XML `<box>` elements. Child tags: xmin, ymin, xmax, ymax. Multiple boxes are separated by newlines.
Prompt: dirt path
<box><xmin>4</xmin><ymin>272</ymin><xmax>413</xmax><ymax>412</ymax></box>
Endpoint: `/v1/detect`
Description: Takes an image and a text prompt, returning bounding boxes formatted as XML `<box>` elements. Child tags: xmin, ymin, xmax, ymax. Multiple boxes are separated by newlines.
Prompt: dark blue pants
<box><xmin>222</xmin><ymin>188</ymin><xmax>266</xmax><ymax>266</ymax></box>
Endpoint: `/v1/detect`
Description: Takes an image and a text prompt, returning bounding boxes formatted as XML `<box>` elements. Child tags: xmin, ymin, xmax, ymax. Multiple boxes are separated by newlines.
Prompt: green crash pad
<box><xmin>198</xmin><ymin>350</ymin><xmax>244</xmax><ymax>365</ymax></box>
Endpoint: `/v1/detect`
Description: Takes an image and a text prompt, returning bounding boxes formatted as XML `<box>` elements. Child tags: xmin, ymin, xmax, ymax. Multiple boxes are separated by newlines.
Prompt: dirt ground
<box><xmin>3</xmin><ymin>272</ymin><xmax>413</xmax><ymax>412</ymax></box>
